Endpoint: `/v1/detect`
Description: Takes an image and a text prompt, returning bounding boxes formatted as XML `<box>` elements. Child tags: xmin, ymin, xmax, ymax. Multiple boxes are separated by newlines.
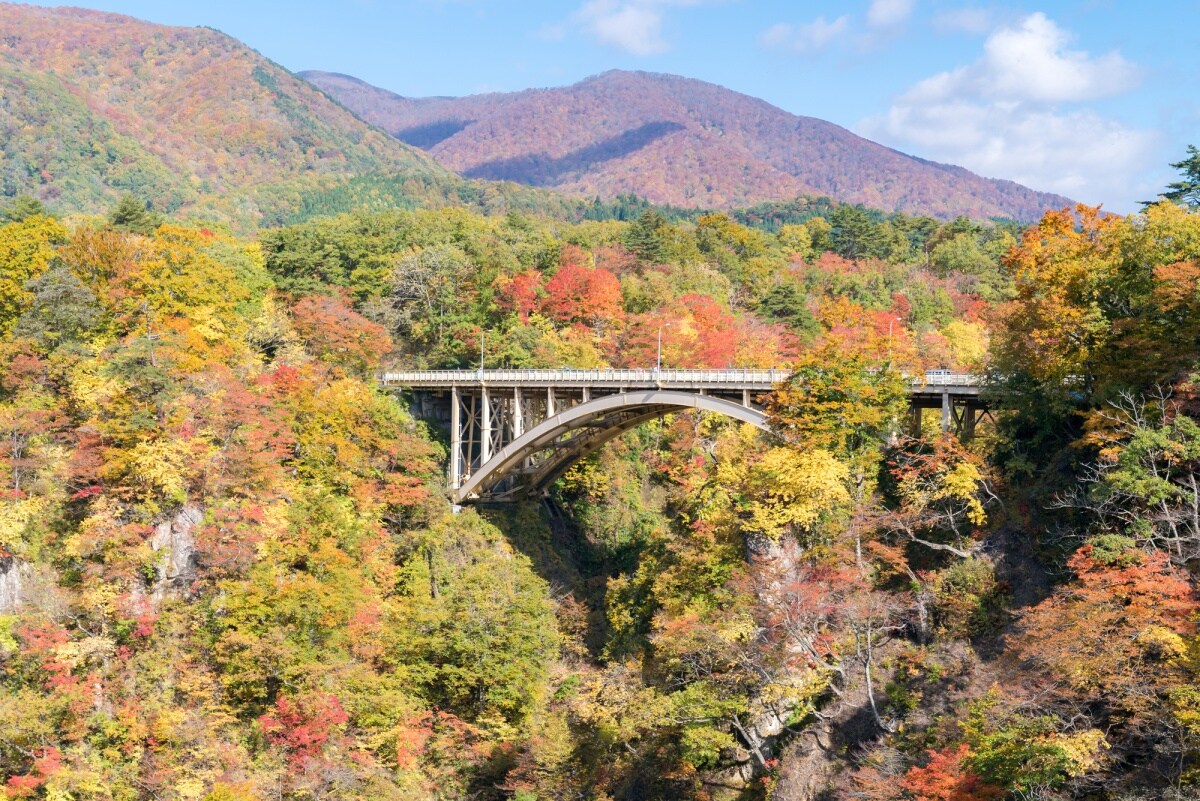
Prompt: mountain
<box><xmin>0</xmin><ymin>3</ymin><xmax>470</xmax><ymax>224</ymax></box>
<box><xmin>303</xmin><ymin>69</ymin><xmax>1072</xmax><ymax>221</ymax></box>
<box><xmin>0</xmin><ymin>2</ymin><xmax>1069</xmax><ymax>227</ymax></box>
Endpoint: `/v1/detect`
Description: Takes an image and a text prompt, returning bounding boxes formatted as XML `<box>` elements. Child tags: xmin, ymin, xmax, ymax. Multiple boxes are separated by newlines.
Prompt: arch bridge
<box><xmin>382</xmin><ymin>369</ymin><xmax>983</xmax><ymax>504</ymax></box>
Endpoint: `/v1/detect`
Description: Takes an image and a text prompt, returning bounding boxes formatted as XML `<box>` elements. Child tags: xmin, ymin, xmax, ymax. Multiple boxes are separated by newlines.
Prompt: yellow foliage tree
<box><xmin>716</xmin><ymin>440</ymin><xmax>851</xmax><ymax>540</ymax></box>
<box><xmin>0</xmin><ymin>215</ymin><xmax>68</xmax><ymax>334</ymax></box>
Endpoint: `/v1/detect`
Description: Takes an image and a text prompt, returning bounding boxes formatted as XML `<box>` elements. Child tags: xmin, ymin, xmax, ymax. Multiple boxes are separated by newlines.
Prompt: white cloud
<box><xmin>859</xmin><ymin>12</ymin><xmax>1157</xmax><ymax>210</ymax></box>
<box><xmin>867</xmin><ymin>0</ymin><xmax>914</xmax><ymax>29</ymax></box>
<box><xmin>560</xmin><ymin>0</ymin><xmax>713</xmax><ymax>56</ymax></box>
<box><xmin>972</xmin><ymin>12</ymin><xmax>1138</xmax><ymax>102</ymax></box>
<box><xmin>932</xmin><ymin>7</ymin><xmax>992</xmax><ymax>34</ymax></box>
<box><xmin>759</xmin><ymin>15</ymin><xmax>849</xmax><ymax>54</ymax></box>
<box><xmin>763</xmin><ymin>2</ymin><xmax>910</xmax><ymax>56</ymax></box>
<box><xmin>577</xmin><ymin>0</ymin><xmax>667</xmax><ymax>54</ymax></box>
<box><xmin>865</xmin><ymin>102</ymin><xmax>1158</xmax><ymax>203</ymax></box>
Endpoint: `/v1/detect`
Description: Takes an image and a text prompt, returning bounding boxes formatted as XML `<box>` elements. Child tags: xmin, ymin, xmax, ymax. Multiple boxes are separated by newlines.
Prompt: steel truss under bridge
<box><xmin>382</xmin><ymin>368</ymin><xmax>985</xmax><ymax>504</ymax></box>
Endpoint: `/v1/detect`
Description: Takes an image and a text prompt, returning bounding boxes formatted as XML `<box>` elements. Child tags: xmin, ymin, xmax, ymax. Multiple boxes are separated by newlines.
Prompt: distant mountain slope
<box><xmin>0</xmin><ymin>3</ymin><xmax>459</xmax><ymax>223</ymax></box>
<box><xmin>303</xmin><ymin>69</ymin><xmax>1072</xmax><ymax>221</ymax></box>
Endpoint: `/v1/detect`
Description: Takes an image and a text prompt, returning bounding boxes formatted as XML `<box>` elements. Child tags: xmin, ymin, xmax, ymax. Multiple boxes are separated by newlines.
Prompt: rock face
<box><xmin>149</xmin><ymin>505</ymin><xmax>203</xmax><ymax>601</ymax></box>
<box><xmin>0</xmin><ymin>556</ymin><xmax>33</xmax><ymax>614</ymax></box>
<box><xmin>697</xmin><ymin>535</ymin><xmax>809</xmax><ymax>796</ymax></box>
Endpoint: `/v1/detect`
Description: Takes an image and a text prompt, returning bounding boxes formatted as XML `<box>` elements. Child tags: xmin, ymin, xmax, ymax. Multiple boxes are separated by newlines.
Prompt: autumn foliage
<box><xmin>2</xmin><ymin>173</ymin><xmax>1200</xmax><ymax>800</ymax></box>
<box><xmin>901</xmin><ymin>745</ymin><xmax>1002</xmax><ymax>801</ymax></box>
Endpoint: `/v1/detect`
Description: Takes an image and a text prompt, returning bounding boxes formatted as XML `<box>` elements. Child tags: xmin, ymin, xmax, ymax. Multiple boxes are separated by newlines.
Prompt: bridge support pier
<box><xmin>450</xmin><ymin>386</ymin><xmax>462</xmax><ymax>489</ymax></box>
<box><xmin>941</xmin><ymin>391</ymin><xmax>952</xmax><ymax>432</ymax></box>
<box><xmin>481</xmin><ymin>387</ymin><xmax>492</xmax><ymax>464</ymax></box>
<box><xmin>513</xmin><ymin>387</ymin><xmax>524</xmax><ymax>438</ymax></box>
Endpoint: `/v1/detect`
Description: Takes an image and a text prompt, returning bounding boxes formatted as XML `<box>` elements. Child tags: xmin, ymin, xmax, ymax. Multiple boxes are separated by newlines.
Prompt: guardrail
<box><xmin>920</xmin><ymin>372</ymin><xmax>979</xmax><ymax>386</ymax></box>
<box><xmin>381</xmin><ymin>368</ymin><xmax>785</xmax><ymax>385</ymax></box>
<box><xmin>380</xmin><ymin>368</ymin><xmax>982</xmax><ymax>388</ymax></box>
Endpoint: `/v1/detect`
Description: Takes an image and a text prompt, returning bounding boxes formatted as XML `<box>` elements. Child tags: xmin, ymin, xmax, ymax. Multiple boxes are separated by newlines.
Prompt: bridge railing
<box><xmin>380</xmin><ymin>368</ymin><xmax>790</xmax><ymax>386</ymax></box>
<box><xmin>380</xmin><ymin>368</ymin><xmax>983</xmax><ymax>388</ymax></box>
<box><xmin>918</xmin><ymin>372</ymin><xmax>980</xmax><ymax>386</ymax></box>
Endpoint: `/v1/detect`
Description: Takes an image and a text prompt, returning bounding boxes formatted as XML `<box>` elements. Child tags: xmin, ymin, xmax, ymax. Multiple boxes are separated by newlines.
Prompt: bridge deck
<box><xmin>381</xmin><ymin>368</ymin><xmax>981</xmax><ymax>396</ymax></box>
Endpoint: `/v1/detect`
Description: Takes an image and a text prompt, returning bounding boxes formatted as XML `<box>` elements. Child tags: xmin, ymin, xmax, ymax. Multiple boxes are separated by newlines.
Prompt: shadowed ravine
<box><xmin>463</xmin><ymin>121</ymin><xmax>686</xmax><ymax>185</ymax></box>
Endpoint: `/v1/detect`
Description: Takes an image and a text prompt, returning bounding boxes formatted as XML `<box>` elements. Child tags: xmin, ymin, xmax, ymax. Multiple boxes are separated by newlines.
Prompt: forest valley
<box><xmin>2</xmin><ymin>169</ymin><xmax>1200</xmax><ymax>801</ymax></box>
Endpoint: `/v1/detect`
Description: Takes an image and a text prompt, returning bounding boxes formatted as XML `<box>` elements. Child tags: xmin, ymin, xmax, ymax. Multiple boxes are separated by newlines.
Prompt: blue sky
<box><xmin>23</xmin><ymin>0</ymin><xmax>1200</xmax><ymax>212</ymax></box>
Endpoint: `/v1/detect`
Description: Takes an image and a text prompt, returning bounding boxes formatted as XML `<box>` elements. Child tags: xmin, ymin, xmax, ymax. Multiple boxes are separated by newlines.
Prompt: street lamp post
<box><xmin>887</xmin><ymin>316</ymin><xmax>902</xmax><ymax>362</ymax></box>
<box><xmin>656</xmin><ymin>323</ymin><xmax>672</xmax><ymax>370</ymax></box>
<box><xmin>887</xmin><ymin>316</ymin><xmax>903</xmax><ymax>441</ymax></box>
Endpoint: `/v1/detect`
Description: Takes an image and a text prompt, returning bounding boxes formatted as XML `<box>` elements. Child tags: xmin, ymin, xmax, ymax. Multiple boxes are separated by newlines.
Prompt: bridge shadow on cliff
<box><xmin>463</xmin><ymin>120</ymin><xmax>685</xmax><ymax>185</ymax></box>
<box><xmin>480</xmin><ymin>498</ymin><xmax>633</xmax><ymax>659</ymax></box>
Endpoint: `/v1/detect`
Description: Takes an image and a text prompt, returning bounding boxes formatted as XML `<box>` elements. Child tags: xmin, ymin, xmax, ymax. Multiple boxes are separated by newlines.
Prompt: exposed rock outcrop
<box><xmin>149</xmin><ymin>504</ymin><xmax>202</xmax><ymax>602</ymax></box>
<box><xmin>0</xmin><ymin>556</ymin><xmax>62</xmax><ymax>616</ymax></box>
<box><xmin>0</xmin><ymin>556</ymin><xmax>33</xmax><ymax>614</ymax></box>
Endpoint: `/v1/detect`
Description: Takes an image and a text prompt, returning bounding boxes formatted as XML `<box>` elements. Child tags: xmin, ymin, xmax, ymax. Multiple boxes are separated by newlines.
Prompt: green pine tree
<box><xmin>1162</xmin><ymin>145</ymin><xmax>1200</xmax><ymax>208</ymax></box>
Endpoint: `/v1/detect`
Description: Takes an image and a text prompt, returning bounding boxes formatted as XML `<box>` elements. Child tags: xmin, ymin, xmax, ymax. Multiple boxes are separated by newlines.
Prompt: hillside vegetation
<box><xmin>0</xmin><ymin>4</ymin><xmax>592</xmax><ymax>227</ymax></box>
<box><xmin>0</xmin><ymin>3</ymin><xmax>1198</xmax><ymax>795</ymax></box>
<box><xmin>2</xmin><ymin>170</ymin><xmax>1200</xmax><ymax>799</ymax></box>
<box><xmin>303</xmin><ymin>69</ymin><xmax>1072</xmax><ymax>220</ymax></box>
<box><xmin>0</xmin><ymin>3</ymin><xmax>1070</xmax><ymax>232</ymax></box>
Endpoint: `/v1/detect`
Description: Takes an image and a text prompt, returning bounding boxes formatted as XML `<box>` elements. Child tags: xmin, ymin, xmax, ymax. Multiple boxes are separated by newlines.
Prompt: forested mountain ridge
<box><xmin>0</xmin><ymin>2</ymin><xmax>1069</xmax><ymax>228</ymax></box>
<box><xmin>302</xmin><ymin>68</ymin><xmax>1073</xmax><ymax>221</ymax></box>
<box><xmin>0</xmin><ymin>3</ymin><xmax>484</xmax><ymax>225</ymax></box>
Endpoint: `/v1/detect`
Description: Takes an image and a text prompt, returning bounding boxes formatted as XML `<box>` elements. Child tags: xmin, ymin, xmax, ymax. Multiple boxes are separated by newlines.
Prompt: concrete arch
<box><xmin>454</xmin><ymin>390</ymin><xmax>769</xmax><ymax>503</ymax></box>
